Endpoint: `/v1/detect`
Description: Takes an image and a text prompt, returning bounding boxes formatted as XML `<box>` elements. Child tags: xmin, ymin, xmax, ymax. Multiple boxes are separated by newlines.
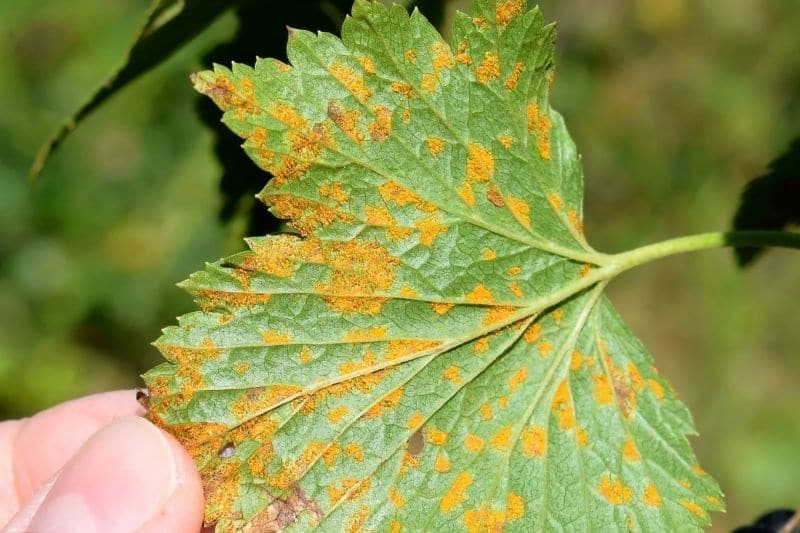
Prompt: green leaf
<box><xmin>144</xmin><ymin>1</ymin><xmax>724</xmax><ymax>530</ymax></box>
<box><xmin>30</xmin><ymin>0</ymin><xmax>233</xmax><ymax>180</ymax></box>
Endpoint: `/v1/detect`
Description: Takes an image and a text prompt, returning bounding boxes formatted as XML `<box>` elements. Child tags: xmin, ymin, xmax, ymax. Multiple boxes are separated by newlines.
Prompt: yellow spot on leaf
<box><xmin>462</xmin><ymin>507</ymin><xmax>505</xmax><ymax>533</ymax></box>
<box><xmin>398</xmin><ymin>285</ymin><xmax>417</xmax><ymax>298</ymax></box>
<box><xmin>507</xmin><ymin>492</ymin><xmax>525</xmax><ymax>520</ymax></box>
<box><xmin>538</xmin><ymin>341</ymin><xmax>552</xmax><ymax>357</ymax></box>
<box><xmin>440</xmin><ymin>472</ymin><xmax>472</xmax><ymax>512</ymax></box>
<box><xmin>507</xmin><ymin>197</ymin><xmax>531</xmax><ymax>228</ymax></box>
<box><xmin>680</xmin><ymin>500</ymin><xmax>706</xmax><ymax>517</ymax></box>
<box><xmin>570</xmin><ymin>350</ymin><xmax>584</xmax><ymax>370</ymax></box>
<box><xmin>404</xmin><ymin>49</ymin><xmax>416</xmax><ymax>62</ymax></box>
<box><xmin>498</xmin><ymin>134</ymin><xmax>514</xmax><ymax>148</ymax></box>
<box><xmin>482</xmin><ymin>248</ymin><xmax>497</xmax><ymax>261</ymax></box>
<box><xmin>391</xmin><ymin>81</ymin><xmax>416</xmax><ymax>99</ymax></box>
<box><xmin>576</xmin><ymin>427</ymin><xmax>589</xmax><ymax>447</ymax></box>
<box><xmin>521</xmin><ymin>426</ymin><xmax>547</xmax><ymax>456</ymax></box>
<box><xmin>345</xmin><ymin>443</ymin><xmax>364</xmax><ymax>462</ymax></box>
<box><xmin>329</xmin><ymin>63</ymin><xmax>371</xmax><ymax>101</ymax></box>
<box><xmin>628</xmin><ymin>363</ymin><xmax>645</xmax><ymax>392</ymax></box>
<box><xmin>473</xmin><ymin>337</ymin><xmax>490</xmax><ymax>354</ymax></box>
<box><xmin>368</xmin><ymin>105</ymin><xmax>392</xmax><ymax>142</ymax></box>
<box><xmin>498</xmin><ymin>395</ymin><xmax>509</xmax><ymax>409</ymax></box>
<box><xmin>507</xmin><ymin>265</ymin><xmax>522</xmax><ymax>276</ymax></box>
<box><xmin>426</xmin><ymin>137</ymin><xmax>445</xmax><ymax>156</ymax></box>
<box><xmin>479</xmin><ymin>403</ymin><xmax>493</xmax><ymax>421</ymax></box>
<box><xmin>378</xmin><ymin>181</ymin><xmax>436</xmax><ymax>212</ymax></box>
<box><xmin>509</xmin><ymin>367</ymin><xmax>528</xmax><ymax>391</ymax></box>
<box><xmin>523</xmin><ymin>323</ymin><xmax>541</xmax><ymax>343</ymax></box>
<box><xmin>547</xmin><ymin>193</ymin><xmax>563</xmax><ymax>211</ymax></box>
<box><xmin>692</xmin><ymin>465</ymin><xmax>706</xmax><ymax>476</ymax></box>
<box><xmin>426</xmin><ymin>427</ymin><xmax>448</xmax><ymax>445</ymax></box>
<box><xmin>234</xmin><ymin>361</ymin><xmax>250</xmax><ymax>375</ymax></box>
<box><xmin>431</xmin><ymin>302</ymin><xmax>455</xmax><ymax>315</ymax></box>
<box><xmin>343</xmin><ymin>326</ymin><xmax>387</xmax><ymax>342</ymax></box>
<box><xmin>262</xmin><ymin>330</ymin><xmax>291</xmax><ymax>345</ymax></box>
<box><xmin>357</xmin><ymin>54</ymin><xmax>375</xmax><ymax>75</ymax></box>
<box><xmin>648</xmin><ymin>378</ymin><xmax>665</xmax><ymax>399</ymax></box>
<box><xmin>406</xmin><ymin>412</ymin><xmax>425</xmax><ymax>430</ymax></box>
<box><xmin>568</xmin><ymin>209</ymin><xmax>584</xmax><ymax>234</ymax></box>
<box><xmin>526</xmin><ymin>102</ymin><xmax>552</xmax><ymax>159</ymax></box>
<box><xmin>464</xmin><ymin>434</ymin><xmax>485</xmax><ymax>451</ymax></box>
<box><xmin>466</xmin><ymin>142</ymin><xmax>495</xmax><ymax>182</ymax></box>
<box><xmin>496</xmin><ymin>0</ymin><xmax>525</xmax><ymax>27</ymax></box>
<box><xmin>458</xmin><ymin>181</ymin><xmax>475</xmax><ymax>207</ymax></box>
<box><xmin>327</xmin><ymin>405</ymin><xmax>349</xmax><ymax>423</ymax></box>
<box><xmin>456</xmin><ymin>41</ymin><xmax>472</xmax><ymax>65</ymax></box>
<box><xmin>435</xmin><ymin>453</ymin><xmax>451</xmax><ymax>472</ymax></box>
<box><xmin>622</xmin><ymin>438</ymin><xmax>640</xmax><ymax>461</ymax></box>
<box><xmin>389</xmin><ymin>487</ymin><xmax>405</xmax><ymax>508</ymax></box>
<box><xmin>644</xmin><ymin>482</ymin><xmax>662</xmax><ymax>507</ymax></box>
<box><xmin>432</xmin><ymin>41</ymin><xmax>455</xmax><ymax>71</ymax></box>
<box><xmin>482</xmin><ymin>306</ymin><xmax>516</xmax><ymax>326</ymax></box>
<box><xmin>421</xmin><ymin>73</ymin><xmax>437</xmax><ymax>93</ymax></box>
<box><xmin>443</xmin><ymin>365</ymin><xmax>462</xmax><ymax>384</ymax></box>
<box><xmin>504</xmin><ymin>61</ymin><xmax>524</xmax><ymax>90</ymax></box>
<box><xmin>593</xmin><ymin>373</ymin><xmax>614</xmax><ymax>405</ymax></box>
<box><xmin>489</xmin><ymin>426</ymin><xmax>513</xmax><ymax>450</ymax></box>
<box><xmin>509</xmin><ymin>281</ymin><xmax>523</xmax><ymax>298</ymax></box>
<box><xmin>319</xmin><ymin>181</ymin><xmax>350</xmax><ymax>204</ymax></box>
<box><xmin>327</xmin><ymin>102</ymin><xmax>365</xmax><ymax>145</ymax></box>
<box><xmin>323</xmin><ymin>443</ymin><xmax>340</xmax><ymax>467</ymax></box>
<box><xmin>706</xmin><ymin>495</ymin><xmax>721</xmax><ymax>506</ymax></box>
<box><xmin>466</xmin><ymin>284</ymin><xmax>494</xmax><ymax>304</ymax></box>
<box><xmin>414</xmin><ymin>218</ymin><xmax>447</xmax><ymax>246</ymax></box>
<box><xmin>599</xmin><ymin>475</ymin><xmax>633</xmax><ymax>505</ymax></box>
<box><xmin>551</xmin><ymin>380</ymin><xmax>576</xmax><ymax>429</ymax></box>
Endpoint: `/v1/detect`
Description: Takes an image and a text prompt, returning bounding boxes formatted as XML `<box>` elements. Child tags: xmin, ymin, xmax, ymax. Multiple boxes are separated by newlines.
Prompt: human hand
<box><xmin>0</xmin><ymin>390</ymin><xmax>204</xmax><ymax>533</ymax></box>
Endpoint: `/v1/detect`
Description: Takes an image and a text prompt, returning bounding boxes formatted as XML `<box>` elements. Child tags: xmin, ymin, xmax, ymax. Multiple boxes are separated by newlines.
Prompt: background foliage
<box><xmin>0</xmin><ymin>0</ymin><xmax>797</xmax><ymax>529</ymax></box>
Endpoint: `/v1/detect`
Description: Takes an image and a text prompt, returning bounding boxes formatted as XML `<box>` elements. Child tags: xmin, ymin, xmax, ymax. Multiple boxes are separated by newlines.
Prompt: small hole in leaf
<box><xmin>407</xmin><ymin>429</ymin><xmax>424</xmax><ymax>456</ymax></box>
<box><xmin>218</xmin><ymin>442</ymin><xmax>235</xmax><ymax>459</ymax></box>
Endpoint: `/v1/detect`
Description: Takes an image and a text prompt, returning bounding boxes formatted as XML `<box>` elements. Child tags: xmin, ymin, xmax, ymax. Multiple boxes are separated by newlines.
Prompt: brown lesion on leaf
<box><xmin>598</xmin><ymin>341</ymin><xmax>638</xmax><ymax>417</ymax></box>
<box><xmin>244</xmin><ymin>485</ymin><xmax>323</xmax><ymax>533</ymax></box>
<box><xmin>486</xmin><ymin>182</ymin><xmax>505</xmax><ymax>208</ymax></box>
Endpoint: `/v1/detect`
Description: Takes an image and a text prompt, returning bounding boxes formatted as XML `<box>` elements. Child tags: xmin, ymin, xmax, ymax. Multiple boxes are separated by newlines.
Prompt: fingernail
<box><xmin>27</xmin><ymin>416</ymin><xmax>179</xmax><ymax>533</ymax></box>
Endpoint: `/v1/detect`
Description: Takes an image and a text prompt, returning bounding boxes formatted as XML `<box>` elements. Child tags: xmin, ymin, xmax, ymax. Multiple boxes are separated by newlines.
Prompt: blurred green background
<box><xmin>0</xmin><ymin>0</ymin><xmax>797</xmax><ymax>529</ymax></box>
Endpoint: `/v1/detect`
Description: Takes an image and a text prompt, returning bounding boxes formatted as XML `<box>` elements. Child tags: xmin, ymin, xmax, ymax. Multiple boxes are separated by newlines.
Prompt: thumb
<box><xmin>5</xmin><ymin>416</ymin><xmax>204</xmax><ymax>533</ymax></box>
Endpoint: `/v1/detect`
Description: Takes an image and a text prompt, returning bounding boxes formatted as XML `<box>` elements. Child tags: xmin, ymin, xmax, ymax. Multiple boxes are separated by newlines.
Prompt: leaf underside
<box><xmin>144</xmin><ymin>1</ymin><xmax>723</xmax><ymax>531</ymax></box>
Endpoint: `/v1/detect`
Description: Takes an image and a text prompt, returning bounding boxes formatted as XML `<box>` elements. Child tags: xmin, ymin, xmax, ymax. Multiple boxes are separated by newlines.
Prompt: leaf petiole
<box><xmin>607</xmin><ymin>230</ymin><xmax>800</xmax><ymax>276</ymax></box>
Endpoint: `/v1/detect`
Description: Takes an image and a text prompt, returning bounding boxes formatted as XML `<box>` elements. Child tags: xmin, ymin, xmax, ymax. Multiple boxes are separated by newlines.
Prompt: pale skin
<box><xmin>0</xmin><ymin>390</ymin><xmax>205</xmax><ymax>533</ymax></box>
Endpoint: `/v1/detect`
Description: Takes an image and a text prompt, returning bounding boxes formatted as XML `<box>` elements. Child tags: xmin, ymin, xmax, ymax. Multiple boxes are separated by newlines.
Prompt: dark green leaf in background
<box><xmin>733</xmin><ymin>137</ymin><xmax>800</xmax><ymax>266</ymax></box>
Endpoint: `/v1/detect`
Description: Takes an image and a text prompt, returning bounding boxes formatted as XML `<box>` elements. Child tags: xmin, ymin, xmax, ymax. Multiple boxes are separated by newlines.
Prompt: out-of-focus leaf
<box><xmin>144</xmin><ymin>1</ymin><xmax>723</xmax><ymax>530</ymax></box>
<box><xmin>733</xmin><ymin>137</ymin><xmax>800</xmax><ymax>266</ymax></box>
<box><xmin>30</xmin><ymin>0</ymin><xmax>234</xmax><ymax>180</ymax></box>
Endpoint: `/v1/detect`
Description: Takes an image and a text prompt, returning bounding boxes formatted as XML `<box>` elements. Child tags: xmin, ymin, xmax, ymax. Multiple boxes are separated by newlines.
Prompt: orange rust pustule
<box><xmin>462</xmin><ymin>506</ymin><xmax>505</xmax><ymax>533</ymax></box>
<box><xmin>496</xmin><ymin>0</ymin><xmax>525</xmax><ymax>27</ymax></box>
<box><xmin>551</xmin><ymin>379</ymin><xmax>576</xmax><ymax>429</ymax></box>
<box><xmin>431</xmin><ymin>41</ymin><xmax>456</xmax><ymax>71</ymax></box>
<box><xmin>378</xmin><ymin>180</ymin><xmax>438</xmax><ymax>213</ymax></box>
<box><xmin>231</xmin><ymin>385</ymin><xmax>303</xmax><ymax>421</ymax></box>
<box><xmin>466</xmin><ymin>142</ymin><xmax>495</xmax><ymax>183</ymax></box>
<box><xmin>197</xmin><ymin>289</ymin><xmax>271</xmax><ymax>311</ymax></box>
<box><xmin>368</xmin><ymin>105</ymin><xmax>393</xmax><ymax>141</ymax></box>
<box><xmin>327</xmin><ymin>102</ymin><xmax>365</xmax><ymax>145</ymax></box>
<box><xmin>475</xmin><ymin>52</ymin><xmax>500</xmax><ymax>84</ymax></box>
<box><xmin>329</xmin><ymin>63</ymin><xmax>372</xmax><ymax>101</ymax></box>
